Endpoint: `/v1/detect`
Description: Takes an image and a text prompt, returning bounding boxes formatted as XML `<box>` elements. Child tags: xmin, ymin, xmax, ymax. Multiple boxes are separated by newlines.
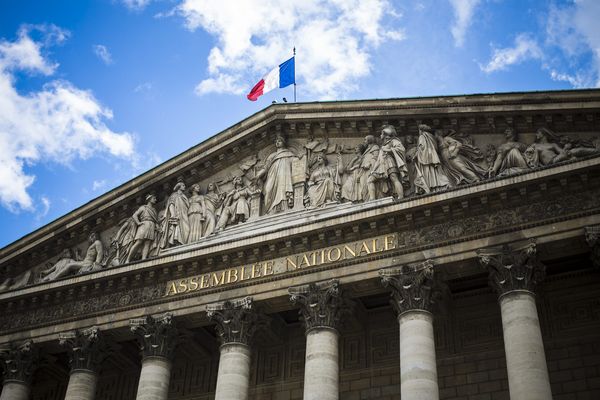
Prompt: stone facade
<box><xmin>1</xmin><ymin>90</ymin><xmax>600</xmax><ymax>399</ymax></box>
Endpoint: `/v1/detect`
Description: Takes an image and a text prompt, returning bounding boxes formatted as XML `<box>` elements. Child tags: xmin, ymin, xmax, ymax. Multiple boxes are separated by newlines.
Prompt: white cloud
<box><xmin>134</xmin><ymin>81</ymin><xmax>153</xmax><ymax>93</ymax></box>
<box><xmin>449</xmin><ymin>0</ymin><xmax>480</xmax><ymax>47</ymax></box>
<box><xmin>36</xmin><ymin>196</ymin><xmax>51</xmax><ymax>220</ymax></box>
<box><xmin>0</xmin><ymin>25</ymin><xmax>136</xmax><ymax>212</ymax></box>
<box><xmin>480</xmin><ymin>34</ymin><xmax>542</xmax><ymax>73</ymax></box>
<box><xmin>93</xmin><ymin>44</ymin><xmax>113</xmax><ymax>65</ymax></box>
<box><xmin>121</xmin><ymin>0</ymin><xmax>152</xmax><ymax>11</ymax></box>
<box><xmin>92</xmin><ymin>179</ymin><xmax>107</xmax><ymax>191</ymax></box>
<box><xmin>176</xmin><ymin>0</ymin><xmax>404</xmax><ymax>100</ymax></box>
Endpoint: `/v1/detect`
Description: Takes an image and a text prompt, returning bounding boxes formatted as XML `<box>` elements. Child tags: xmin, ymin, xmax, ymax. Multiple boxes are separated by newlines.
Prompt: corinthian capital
<box><xmin>207</xmin><ymin>297</ymin><xmax>263</xmax><ymax>346</ymax></box>
<box><xmin>59</xmin><ymin>326</ymin><xmax>107</xmax><ymax>373</ymax></box>
<box><xmin>379</xmin><ymin>260</ymin><xmax>437</xmax><ymax>315</ymax></box>
<box><xmin>585</xmin><ymin>225</ymin><xmax>600</xmax><ymax>268</ymax></box>
<box><xmin>289</xmin><ymin>279</ymin><xmax>345</xmax><ymax>333</ymax></box>
<box><xmin>0</xmin><ymin>340</ymin><xmax>38</xmax><ymax>384</ymax></box>
<box><xmin>477</xmin><ymin>239</ymin><xmax>545</xmax><ymax>297</ymax></box>
<box><xmin>130</xmin><ymin>312</ymin><xmax>178</xmax><ymax>360</ymax></box>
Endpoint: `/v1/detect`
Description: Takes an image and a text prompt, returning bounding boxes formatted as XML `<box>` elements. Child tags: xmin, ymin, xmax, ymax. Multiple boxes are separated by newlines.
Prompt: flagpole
<box><xmin>293</xmin><ymin>47</ymin><xmax>297</xmax><ymax>103</ymax></box>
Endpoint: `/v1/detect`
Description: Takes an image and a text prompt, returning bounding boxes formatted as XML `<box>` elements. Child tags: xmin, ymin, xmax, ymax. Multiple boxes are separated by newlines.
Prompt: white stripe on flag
<box><xmin>262</xmin><ymin>66</ymin><xmax>279</xmax><ymax>94</ymax></box>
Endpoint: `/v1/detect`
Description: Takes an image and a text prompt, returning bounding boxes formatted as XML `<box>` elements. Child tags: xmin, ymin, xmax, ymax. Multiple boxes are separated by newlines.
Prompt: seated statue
<box><xmin>488</xmin><ymin>128</ymin><xmax>530</xmax><ymax>177</ymax></box>
<box><xmin>215</xmin><ymin>176</ymin><xmax>253</xmax><ymax>231</ymax></box>
<box><xmin>39</xmin><ymin>232</ymin><xmax>104</xmax><ymax>282</ymax></box>
<box><xmin>305</xmin><ymin>153</ymin><xmax>339</xmax><ymax>208</ymax></box>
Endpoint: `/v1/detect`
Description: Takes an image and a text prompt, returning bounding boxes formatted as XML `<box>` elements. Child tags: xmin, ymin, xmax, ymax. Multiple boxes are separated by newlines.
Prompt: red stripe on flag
<box><xmin>247</xmin><ymin>79</ymin><xmax>265</xmax><ymax>101</ymax></box>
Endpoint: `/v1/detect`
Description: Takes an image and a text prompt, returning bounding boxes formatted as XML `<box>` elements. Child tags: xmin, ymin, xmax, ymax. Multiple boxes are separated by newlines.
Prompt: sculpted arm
<box><xmin>94</xmin><ymin>241</ymin><xmax>104</xmax><ymax>264</ymax></box>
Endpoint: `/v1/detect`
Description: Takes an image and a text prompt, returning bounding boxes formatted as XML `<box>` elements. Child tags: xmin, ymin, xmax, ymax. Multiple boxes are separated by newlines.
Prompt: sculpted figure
<box><xmin>159</xmin><ymin>182</ymin><xmax>190</xmax><ymax>249</ymax></box>
<box><xmin>565</xmin><ymin>137</ymin><xmax>600</xmax><ymax>158</ymax></box>
<box><xmin>202</xmin><ymin>183</ymin><xmax>224</xmax><ymax>237</ymax></box>
<box><xmin>215</xmin><ymin>176</ymin><xmax>252</xmax><ymax>231</ymax></box>
<box><xmin>305</xmin><ymin>153</ymin><xmax>339</xmax><ymax>208</ymax></box>
<box><xmin>524</xmin><ymin>128</ymin><xmax>570</xmax><ymax>168</ymax></box>
<box><xmin>413</xmin><ymin>124</ymin><xmax>450</xmax><ymax>194</ymax></box>
<box><xmin>368</xmin><ymin>125</ymin><xmax>408</xmax><ymax>199</ymax></box>
<box><xmin>255</xmin><ymin>134</ymin><xmax>296</xmax><ymax>214</ymax></box>
<box><xmin>188</xmin><ymin>185</ymin><xmax>206</xmax><ymax>243</ymax></box>
<box><xmin>113</xmin><ymin>217</ymin><xmax>136</xmax><ymax>264</ymax></box>
<box><xmin>361</xmin><ymin>135</ymin><xmax>382</xmax><ymax>200</ymax></box>
<box><xmin>340</xmin><ymin>143</ymin><xmax>367</xmax><ymax>202</ymax></box>
<box><xmin>488</xmin><ymin>128</ymin><xmax>530</xmax><ymax>177</ymax></box>
<box><xmin>435</xmin><ymin>129</ymin><xmax>486</xmax><ymax>185</ymax></box>
<box><xmin>40</xmin><ymin>233</ymin><xmax>104</xmax><ymax>282</ymax></box>
<box><xmin>126</xmin><ymin>194</ymin><xmax>159</xmax><ymax>262</ymax></box>
<box><xmin>404</xmin><ymin>135</ymin><xmax>419</xmax><ymax>195</ymax></box>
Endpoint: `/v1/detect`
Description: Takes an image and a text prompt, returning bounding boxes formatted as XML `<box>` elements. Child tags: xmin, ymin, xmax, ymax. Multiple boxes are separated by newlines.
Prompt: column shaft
<box><xmin>399</xmin><ymin>311</ymin><xmax>439</xmax><ymax>400</ymax></box>
<box><xmin>500</xmin><ymin>292</ymin><xmax>552</xmax><ymax>400</ymax></box>
<box><xmin>0</xmin><ymin>382</ymin><xmax>30</xmax><ymax>400</ymax></box>
<box><xmin>64</xmin><ymin>370</ymin><xmax>98</xmax><ymax>400</ymax></box>
<box><xmin>214</xmin><ymin>343</ymin><xmax>251</xmax><ymax>400</ymax></box>
<box><xmin>135</xmin><ymin>357</ymin><xmax>172</xmax><ymax>400</ymax></box>
<box><xmin>304</xmin><ymin>328</ymin><xmax>339</xmax><ymax>400</ymax></box>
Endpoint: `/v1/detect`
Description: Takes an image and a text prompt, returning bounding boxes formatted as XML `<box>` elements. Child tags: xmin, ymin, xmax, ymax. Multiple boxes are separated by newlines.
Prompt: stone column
<box><xmin>379</xmin><ymin>260</ymin><xmax>440</xmax><ymax>400</ymax></box>
<box><xmin>0</xmin><ymin>340</ymin><xmax>38</xmax><ymax>400</ymax></box>
<box><xmin>478</xmin><ymin>239</ymin><xmax>552</xmax><ymax>400</ymax></box>
<box><xmin>130</xmin><ymin>313</ymin><xmax>178</xmax><ymax>400</ymax></box>
<box><xmin>60</xmin><ymin>327</ymin><xmax>107</xmax><ymax>400</ymax></box>
<box><xmin>289</xmin><ymin>279</ymin><xmax>345</xmax><ymax>400</ymax></box>
<box><xmin>208</xmin><ymin>297</ymin><xmax>263</xmax><ymax>400</ymax></box>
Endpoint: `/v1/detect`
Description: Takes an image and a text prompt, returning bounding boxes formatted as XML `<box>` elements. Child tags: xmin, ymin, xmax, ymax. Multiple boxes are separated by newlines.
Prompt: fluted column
<box><xmin>208</xmin><ymin>297</ymin><xmax>263</xmax><ymax>400</ymax></box>
<box><xmin>289</xmin><ymin>279</ymin><xmax>345</xmax><ymax>400</ymax></box>
<box><xmin>0</xmin><ymin>340</ymin><xmax>38</xmax><ymax>400</ymax></box>
<box><xmin>478</xmin><ymin>239</ymin><xmax>552</xmax><ymax>400</ymax></box>
<box><xmin>379</xmin><ymin>260</ymin><xmax>439</xmax><ymax>400</ymax></box>
<box><xmin>130</xmin><ymin>313</ymin><xmax>178</xmax><ymax>400</ymax></box>
<box><xmin>60</xmin><ymin>327</ymin><xmax>107</xmax><ymax>400</ymax></box>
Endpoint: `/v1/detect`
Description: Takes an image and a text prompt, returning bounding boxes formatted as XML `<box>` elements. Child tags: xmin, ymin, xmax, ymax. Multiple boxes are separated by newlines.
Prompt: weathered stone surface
<box><xmin>0</xmin><ymin>340</ymin><xmax>38</xmax><ymax>384</ymax></box>
<box><xmin>130</xmin><ymin>312</ymin><xmax>178</xmax><ymax>360</ymax></box>
<box><xmin>59</xmin><ymin>326</ymin><xmax>107</xmax><ymax>373</ymax></box>
<box><xmin>289</xmin><ymin>279</ymin><xmax>346</xmax><ymax>332</ymax></box>
<box><xmin>206</xmin><ymin>297</ymin><xmax>264</xmax><ymax>346</ymax></box>
<box><xmin>379</xmin><ymin>260</ymin><xmax>437</xmax><ymax>314</ymax></box>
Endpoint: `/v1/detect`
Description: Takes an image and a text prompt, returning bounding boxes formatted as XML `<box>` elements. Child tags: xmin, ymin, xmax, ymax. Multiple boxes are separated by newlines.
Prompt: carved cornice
<box><xmin>130</xmin><ymin>313</ymin><xmax>178</xmax><ymax>360</ymax></box>
<box><xmin>477</xmin><ymin>239</ymin><xmax>546</xmax><ymax>298</ymax></box>
<box><xmin>585</xmin><ymin>225</ymin><xmax>600</xmax><ymax>268</ymax></box>
<box><xmin>379</xmin><ymin>260</ymin><xmax>437</xmax><ymax>315</ymax></box>
<box><xmin>289</xmin><ymin>279</ymin><xmax>346</xmax><ymax>333</ymax></box>
<box><xmin>0</xmin><ymin>340</ymin><xmax>38</xmax><ymax>384</ymax></box>
<box><xmin>59</xmin><ymin>326</ymin><xmax>107</xmax><ymax>373</ymax></box>
<box><xmin>206</xmin><ymin>297</ymin><xmax>265</xmax><ymax>346</ymax></box>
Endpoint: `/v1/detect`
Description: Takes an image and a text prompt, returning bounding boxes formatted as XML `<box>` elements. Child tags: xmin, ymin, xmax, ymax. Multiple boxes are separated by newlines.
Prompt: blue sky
<box><xmin>0</xmin><ymin>0</ymin><xmax>598</xmax><ymax>247</ymax></box>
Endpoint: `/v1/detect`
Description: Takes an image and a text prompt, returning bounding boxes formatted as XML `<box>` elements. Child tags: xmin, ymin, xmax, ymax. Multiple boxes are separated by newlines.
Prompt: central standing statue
<box><xmin>368</xmin><ymin>125</ymin><xmax>408</xmax><ymax>200</ymax></box>
<box><xmin>255</xmin><ymin>134</ymin><xmax>296</xmax><ymax>214</ymax></box>
<box><xmin>159</xmin><ymin>182</ymin><xmax>190</xmax><ymax>249</ymax></box>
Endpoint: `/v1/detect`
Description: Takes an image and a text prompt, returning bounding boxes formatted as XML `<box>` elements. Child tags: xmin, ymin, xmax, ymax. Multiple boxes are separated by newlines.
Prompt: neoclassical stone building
<box><xmin>1</xmin><ymin>90</ymin><xmax>599</xmax><ymax>400</ymax></box>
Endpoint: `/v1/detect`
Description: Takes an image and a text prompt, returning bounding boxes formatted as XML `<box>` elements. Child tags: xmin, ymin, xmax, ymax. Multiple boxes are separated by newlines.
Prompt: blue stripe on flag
<box><xmin>279</xmin><ymin>57</ymin><xmax>295</xmax><ymax>88</ymax></box>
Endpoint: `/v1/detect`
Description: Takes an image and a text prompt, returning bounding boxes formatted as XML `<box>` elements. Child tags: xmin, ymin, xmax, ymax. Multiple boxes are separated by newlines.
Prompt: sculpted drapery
<box><xmin>159</xmin><ymin>182</ymin><xmax>190</xmax><ymax>249</ymax></box>
<box><xmin>256</xmin><ymin>135</ymin><xmax>295</xmax><ymax>214</ymax></box>
<box><xmin>305</xmin><ymin>153</ymin><xmax>338</xmax><ymax>208</ymax></box>
<box><xmin>414</xmin><ymin>124</ymin><xmax>450</xmax><ymax>193</ymax></box>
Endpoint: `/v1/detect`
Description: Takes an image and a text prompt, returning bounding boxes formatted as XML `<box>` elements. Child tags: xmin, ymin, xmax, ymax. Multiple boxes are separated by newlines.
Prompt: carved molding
<box><xmin>379</xmin><ymin>260</ymin><xmax>437</xmax><ymax>315</ymax></box>
<box><xmin>59</xmin><ymin>326</ymin><xmax>107</xmax><ymax>373</ymax></box>
<box><xmin>130</xmin><ymin>312</ymin><xmax>178</xmax><ymax>360</ymax></box>
<box><xmin>289</xmin><ymin>279</ymin><xmax>346</xmax><ymax>332</ymax></box>
<box><xmin>477</xmin><ymin>239</ymin><xmax>546</xmax><ymax>297</ymax></box>
<box><xmin>0</xmin><ymin>340</ymin><xmax>38</xmax><ymax>384</ymax></box>
<box><xmin>585</xmin><ymin>225</ymin><xmax>600</xmax><ymax>268</ymax></box>
<box><xmin>206</xmin><ymin>296</ymin><xmax>265</xmax><ymax>346</ymax></box>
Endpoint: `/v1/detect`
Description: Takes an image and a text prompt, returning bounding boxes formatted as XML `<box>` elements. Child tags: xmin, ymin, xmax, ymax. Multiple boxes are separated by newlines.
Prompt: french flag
<box><xmin>247</xmin><ymin>57</ymin><xmax>295</xmax><ymax>101</ymax></box>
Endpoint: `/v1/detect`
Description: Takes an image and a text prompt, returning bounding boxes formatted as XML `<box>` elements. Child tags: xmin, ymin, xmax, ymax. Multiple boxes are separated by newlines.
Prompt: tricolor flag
<box><xmin>247</xmin><ymin>56</ymin><xmax>295</xmax><ymax>101</ymax></box>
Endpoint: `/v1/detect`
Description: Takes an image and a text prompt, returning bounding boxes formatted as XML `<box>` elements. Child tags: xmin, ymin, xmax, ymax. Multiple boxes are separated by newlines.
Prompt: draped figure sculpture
<box><xmin>305</xmin><ymin>153</ymin><xmax>339</xmax><ymax>208</ymax></box>
<box><xmin>340</xmin><ymin>143</ymin><xmax>367</xmax><ymax>203</ymax></box>
<box><xmin>40</xmin><ymin>232</ymin><xmax>104</xmax><ymax>282</ymax></box>
<box><xmin>414</xmin><ymin>124</ymin><xmax>450</xmax><ymax>194</ymax></box>
<box><xmin>435</xmin><ymin>130</ymin><xmax>486</xmax><ymax>185</ymax></box>
<box><xmin>361</xmin><ymin>135</ymin><xmax>382</xmax><ymax>201</ymax></box>
<box><xmin>255</xmin><ymin>135</ymin><xmax>295</xmax><ymax>214</ymax></box>
<box><xmin>368</xmin><ymin>125</ymin><xmax>408</xmax><ymax>199</ymax></box>
<box><xmin>188</xmin><ymin>184</ymin><xmax>207</xmax><ymax>243</ymax></box>
<box><xmin>215</xmin><ymin>176</ymin><xmax>252</xmax><ymax>231</ymax></box>
<box><xmin>488</xmin><ymin>128</ymin><xmax>530</xmax><ymax>177</ymax></box>
<box><xmin>202</xmin><ymin>182</ymin><xmax>224</xmax><ymax>237</ymax></box>
<box><xmin>126</xmin><ymin>194</ymin><xmax>159</xmax><ymax>262</ymax></box>
<box><xmin>159</xmin><ymin>182</ymin><xmax>190</xmax><ymax>249</ymax></box>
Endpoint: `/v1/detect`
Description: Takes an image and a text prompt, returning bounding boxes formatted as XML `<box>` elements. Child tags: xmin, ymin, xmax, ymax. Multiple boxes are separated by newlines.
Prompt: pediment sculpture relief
<box><xmin>2</xmin><ymin>124</ymin><xmax>600</xmax><ymax>289</ymax></box>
